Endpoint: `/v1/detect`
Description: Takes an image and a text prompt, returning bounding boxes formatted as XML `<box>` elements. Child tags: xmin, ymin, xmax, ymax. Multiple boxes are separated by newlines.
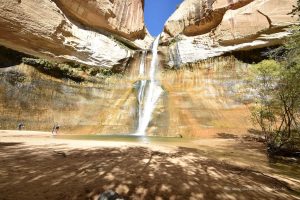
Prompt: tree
<box><xmin>248</xmin><ymin>29</ymin><xmax>300</xmax><ymax>155</ymax></box>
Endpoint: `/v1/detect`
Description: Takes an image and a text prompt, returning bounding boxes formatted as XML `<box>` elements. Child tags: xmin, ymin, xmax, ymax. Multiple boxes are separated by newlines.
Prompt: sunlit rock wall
<box><xmin>0</xmin><ymin>54</ymin><xmax>252</xmax><ymax>137</ymax></box>
<box><xmin>163</xmin><ymin>0</ymin><xmax>298</xmax><ymax>67</ymax></box>
<box><xmin>155</xmin><ymin>56</ymin><xmax>252</xmax><ymax>137</ymax></box>
<box><xmin>0</xmin><ymin>0</ymin><xmax>151</xmax><ymax>70</ymax></box>
<box><xmin>54</xmin><ymin>0</ymin><xmax>146</xmax><ymax>40</ymax></box>
<box><xmin>0</xmin><ymin>0</ymin><xmax>273</xmax><ymax>137</ymax></box>
<box><xmin>0</xmin><ymin>64</ymin><xmax>137</xmax><ymax>133</ymax></box>
<box><xmin>164</xmin><ymin>0</ymin><xmax>254</xmax><ymax>37</ymax></box>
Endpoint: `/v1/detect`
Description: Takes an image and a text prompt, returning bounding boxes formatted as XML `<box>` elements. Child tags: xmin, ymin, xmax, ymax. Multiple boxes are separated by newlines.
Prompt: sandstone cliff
<box><xmin>164</xmin><ymin>0</ymin><xmax>254</xmax><ymax>37</ymax></box>
<box><xmin>54</xmin><ymin>0</ymin><xmax>146</xmax><ymax>40</ymax></box>
<box><xmin>1</xmin><ymin>0</ymin><xmax>292</xmax><ymax>137</ymax></box>
<box><xmin>164</xmin><ymin>0</ymin><xmax>298</xmax><ymax>67</ymax></box>
<box><xmin>0</xmin><ymin>0</ymin><xmax>151</xmax><ymax>69</ymax></box>
<box><xmin>0</xmin><ymin>55</ymin><xmax>252</xmax><ymax>137</ymax></box>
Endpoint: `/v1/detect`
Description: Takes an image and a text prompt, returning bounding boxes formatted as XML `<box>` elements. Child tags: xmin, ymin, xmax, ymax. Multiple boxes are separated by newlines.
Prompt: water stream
<box><xmin>135</xmin><ymin>36</ymin><xmax>163</xmax><ymax>135</ymax></box>
<box><xmin>137</xmin><ymin>51</ymin><xmax>147</xmax><ymax>131</ymax></box>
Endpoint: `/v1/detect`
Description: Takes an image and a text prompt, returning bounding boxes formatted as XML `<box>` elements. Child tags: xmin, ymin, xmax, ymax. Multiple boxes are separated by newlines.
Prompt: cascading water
<box><xmin>137</xmin><ymin>51</ymin><xmax>147</xmax><ymax>130</ymax></box>
<box><xmin>135</xmin><ymin>36</ymin><xmax>163</xmax><ymax>135</ymax></box>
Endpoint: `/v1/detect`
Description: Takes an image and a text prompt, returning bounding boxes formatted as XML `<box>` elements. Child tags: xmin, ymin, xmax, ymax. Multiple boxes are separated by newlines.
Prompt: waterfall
<box><xmin>137</xmin><ymin>51</ymin><xmax>147</xmax><ymax>130</ymax></box>
<box><xmin>135</xmin><ymin>36</ymin><xmax>163</xmax><ymax>135</ymax></box>
<box><xmin>139</xmin><ymin>51</ymin><xmax>146</xmax><ymax>75</ymax></box>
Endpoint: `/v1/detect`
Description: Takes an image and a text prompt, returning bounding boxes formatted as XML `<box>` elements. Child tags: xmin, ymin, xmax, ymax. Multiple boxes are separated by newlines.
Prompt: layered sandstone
<box><xmin>0</xmin><ymin>57</ymin><xmax>252</xmax><ymax>137</ymax></box>
<box><xmin>164</xmin><ymin>0</ymin><xmax>255</xmax><ymax>37</ymax></box>
<box><xmin>0</xmin><ymin>0</ymin><xmax>150</xmax><ymax>69</ymax></box>
<box><xmin>54</xmin><ymin>0</ymin><xmax>146</xmax><ymax>40</ymax></box>
<box><xmin>164</xmin><ymin>0</ymin><xmax>298</xmax><ymax>67</ymax></box>
<box><xmin>215</xmin><ymin>0</ymin><xmax>297</xmax><ymax>44</ymax></box>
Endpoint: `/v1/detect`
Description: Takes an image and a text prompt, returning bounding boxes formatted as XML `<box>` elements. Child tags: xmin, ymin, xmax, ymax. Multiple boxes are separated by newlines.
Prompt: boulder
<box><xmin>98</xmin><ymin>190</ymin><xmax>124</xmax><ymax>200</ymax></box>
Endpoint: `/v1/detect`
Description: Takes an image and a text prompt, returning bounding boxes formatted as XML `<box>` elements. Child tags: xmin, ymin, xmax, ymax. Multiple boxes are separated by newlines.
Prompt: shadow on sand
<box><xmin>0</xmin><ymin>142</ymin><xmax>299</xmax><ymax>200</ymax></box>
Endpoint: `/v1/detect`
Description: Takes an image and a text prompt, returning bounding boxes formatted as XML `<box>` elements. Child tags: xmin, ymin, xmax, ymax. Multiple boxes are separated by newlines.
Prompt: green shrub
<box><xmin>22</xmin><ymin>58</ymin><xmax>85</xmax><ymax>82</ymax></box>
<box><xmin>248</xmin><ymin>30</ymin><xmax>300</xmax><ymax>155</ymax></box>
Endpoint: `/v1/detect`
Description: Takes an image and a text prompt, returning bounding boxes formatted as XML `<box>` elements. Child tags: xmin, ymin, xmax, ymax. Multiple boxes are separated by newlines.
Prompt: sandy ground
<box><xmin>0</xmin><ymin>130</ymin><xmax>300</xmax><ymax>200</ymax></box>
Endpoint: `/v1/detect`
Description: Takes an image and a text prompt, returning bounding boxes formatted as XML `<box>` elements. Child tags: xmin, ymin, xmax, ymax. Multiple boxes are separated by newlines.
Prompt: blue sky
<box><xmin>144</xmin><ymin>0</ymin><xmax>183</xmax><ymax>36</ymax></box>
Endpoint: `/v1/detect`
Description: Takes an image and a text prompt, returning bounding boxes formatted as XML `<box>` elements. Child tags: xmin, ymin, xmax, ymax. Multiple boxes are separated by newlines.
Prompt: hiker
<box><xmin>18</xmin><ymin>122</ymin><xmax>25</xmax><ymax>131</ymax></box>
<box><xmin>52</xmin><ymin>123</ymin><xmax>60</xmax><ymax>135</ymax></box>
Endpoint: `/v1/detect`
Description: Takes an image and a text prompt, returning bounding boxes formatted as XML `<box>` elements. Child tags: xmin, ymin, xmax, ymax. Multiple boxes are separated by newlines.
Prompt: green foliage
<box><xmin>249</xmin><ymin>60</ymin><xmax>281</xmax><ymax>139</ymax></box>
<box><xmin>88</xmin><ymin>67</ymin><xmax>113</xmax><ymax>77</ymax></box>
<box><xmin>0</xmin><ymin>71</ymin><xmax>26</xmax><ymax>85</ymax></box>
<box><xmin>168</xmin><ymin>35</ymin><xmax>182</xmax><ymax>46</ymax></box>
<box><xmin>22</xmin><ymin>58</ymin><xmax>85</xmax><ymax>82</ymax></box>
<box><xmin>66</xmin><ymin>62</ymin><xmax>89</xmax><ymax>72</ymax></box>
<box><xmin>248</xmin><ymin>29</ymin><xmax>300</xmax><ymax>154</ymax></box>
<box><xmin>22</xmin><ymin>58</ymin><xmax>115</xmax><ymax>83</ymax></box>
<box><xmin>249</xmin><ymin>60</ymin><xmax>281</xmax><ymax>81</ymax></box>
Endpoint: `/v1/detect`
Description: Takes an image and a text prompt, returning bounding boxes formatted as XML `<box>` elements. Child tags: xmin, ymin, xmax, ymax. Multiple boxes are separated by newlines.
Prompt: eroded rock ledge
<box><xmin>0</xmin><ymin>0</ymin><xmax>151</xmax><ymax>69</ymax></box>
<box><xmin>53</xmin><ymin>0</ymin><xmax>147</xmax><ymax>40</ymax></box>
<box><xmin>163</xmin><ymin>0</ymin><xmax>298</xmax><ymax>67</ymax></box>
<box><xmin>0</xmin><ymin>0</ymin><xmax>298</xmax><ymax>71</ymax></box>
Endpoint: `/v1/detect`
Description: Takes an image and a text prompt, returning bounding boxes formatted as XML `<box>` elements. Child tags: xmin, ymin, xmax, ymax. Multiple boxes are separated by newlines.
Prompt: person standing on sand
<box><xmin>52</xmin><ymin>123</ymin><xmax>60</xmax><ymax>135</ymax></box>
<box><xmin>18</xmin><ymin>122</ymin><xmax>24</xmax><ymax>131</ymax></box>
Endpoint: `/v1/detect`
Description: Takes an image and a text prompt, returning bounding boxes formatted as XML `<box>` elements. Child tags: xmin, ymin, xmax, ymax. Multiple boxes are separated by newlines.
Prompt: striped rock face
<box><xmin>163</xmin><ymin>0</ymin><xmax>298</xmax><ymax>67</ymax></box>
<box><xmin>0</xmin><ymin>0</ymin><xmax>151</xmax><ymax>69</ymax></box>
<box><xmin>164</xmin><ymin>0</ymin><xmax>296</xmax><ymax>37</ymax></box>
<box><xmin>54</xmin><ymin>0</ymin><xmax>147</xmax><ymax>40</ymax></box>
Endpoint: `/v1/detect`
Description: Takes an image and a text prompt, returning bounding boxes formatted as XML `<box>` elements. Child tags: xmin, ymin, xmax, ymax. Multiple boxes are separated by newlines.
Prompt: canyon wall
<box><xmin>0</xmin><ymin>64</ymin><xmax>137</xmax><ymax>133</ymax></box>
<box><xmin>1</xmin><ymin>0</ymin><xmax>297</xmax><ymax>69</ymax></box>
<box><xmin>0</xmin><ymin>0</ymin><xmax>298</xmax><ymax>137</ymax></box>
<box><xmin>163</xmin><ymin>0</ymin><xmax>298</xmax><ymax>67</ymax></box>
<box><xmin>0</xmin><ymin>56</ymin><xmax>252</xmax><ymax>137</ymax></box>
<box><xmin>54</xmin><ymin>0</ymin><xmax>146</xmax><ymax>40</ymax></box>
<box><xmin>0</xmin><ymin>0</ymin><xmax>151</xmax><ymax>69</ymax></box>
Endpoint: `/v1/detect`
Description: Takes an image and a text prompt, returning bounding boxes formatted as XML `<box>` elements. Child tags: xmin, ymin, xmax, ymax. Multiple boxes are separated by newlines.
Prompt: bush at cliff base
<box><xmin>248</xmin><ymin>27</ymin><xmax>300</xmax><ymax>156</ymax></box>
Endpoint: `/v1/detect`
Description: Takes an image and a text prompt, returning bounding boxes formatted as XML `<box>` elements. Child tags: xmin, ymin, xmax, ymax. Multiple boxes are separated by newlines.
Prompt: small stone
<box><xmin>98</xmin><ymin>190</ymin><xmax>124</xmax><ymax>200</ymax></box>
